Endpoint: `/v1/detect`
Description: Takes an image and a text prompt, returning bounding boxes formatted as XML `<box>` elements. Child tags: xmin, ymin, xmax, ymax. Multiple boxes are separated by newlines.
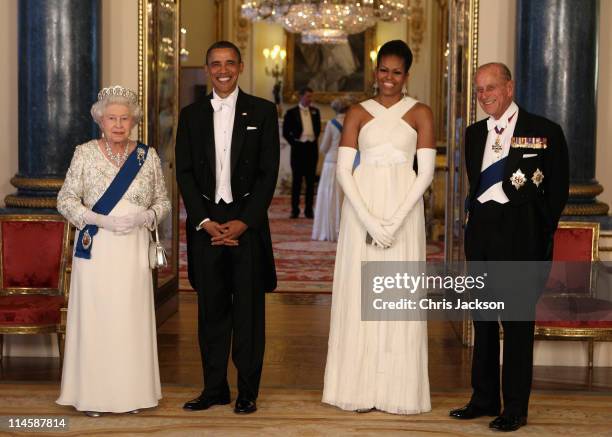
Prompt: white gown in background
<box><xmin>56</xmin><ymin>140</ymin><xmax>171</xmax><ymax>413</ymax></box>
<box><xmin>322</xmin><ymin>97</ymin><xmax>431</xmax><ymax>414</ymax></box>
<box><xmin>312</xmin><ymin>114</ymin><xmax>344</xmax><ymax>242</ymax></box>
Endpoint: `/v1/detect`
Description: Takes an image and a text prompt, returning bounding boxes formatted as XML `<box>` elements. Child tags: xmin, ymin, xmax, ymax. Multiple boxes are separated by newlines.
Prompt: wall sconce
<box><xmin>262</xmin><ymin>44</ymin><xmax>286</xmax><ymax>105</ymax></box>
<box><xmin>369</xmin><ymin>44</ymin><xmax>382</xmax><ymax>70</ymax></box>
<box><xmin>180</xmin><ymin>27</ymin><xmax>189</xmax><ymax>62</ymax></box>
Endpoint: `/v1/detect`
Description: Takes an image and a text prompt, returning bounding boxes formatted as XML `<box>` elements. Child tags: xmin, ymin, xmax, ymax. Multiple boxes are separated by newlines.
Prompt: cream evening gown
<box><xmin>56</xmin><ymin>140</ymin><xmax>171</xmax><ymax>413</ymax></box>
<box><xmin>322</xmin><ymin>97</ymin><xmax>431</xmax><ymax>414</ymax></box>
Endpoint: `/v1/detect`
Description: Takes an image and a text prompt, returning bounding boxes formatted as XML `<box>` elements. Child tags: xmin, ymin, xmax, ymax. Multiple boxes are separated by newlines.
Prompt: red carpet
<box><xmin>179</xmin><ymin>195</ymin><xmax>444</xmax><ymax>292</ymax></box>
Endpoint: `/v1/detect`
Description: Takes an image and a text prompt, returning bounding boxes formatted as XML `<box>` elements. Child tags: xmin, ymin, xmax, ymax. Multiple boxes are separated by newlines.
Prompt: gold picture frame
<box><xmin>283</xmin><ymin>28</ymin><xmax>376</xmax><ymax>104</ymax></box>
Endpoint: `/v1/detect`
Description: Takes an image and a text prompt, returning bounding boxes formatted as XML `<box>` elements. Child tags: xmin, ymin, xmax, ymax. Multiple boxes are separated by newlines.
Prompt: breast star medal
<box><xmin>531</xmin><ymin>168</ymin><xmax>544</xmax><ymax>187</ymax></box>
<box><xmin>510</xmin><ymin>169</ymin><xmax>526</xmax><ymax>189</ymax></box>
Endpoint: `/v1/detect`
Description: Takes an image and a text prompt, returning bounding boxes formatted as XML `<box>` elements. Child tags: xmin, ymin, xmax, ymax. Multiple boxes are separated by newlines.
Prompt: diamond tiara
<box><xmin>97</xmin><ymin>85</ymin><xmax>138</xmax><ymax>103</ymax></box>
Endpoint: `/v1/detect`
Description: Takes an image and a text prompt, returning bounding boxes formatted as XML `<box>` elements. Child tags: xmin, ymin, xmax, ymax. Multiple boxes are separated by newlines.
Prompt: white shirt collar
<box><xmin>487</xmin><ymin>101</ymin><xmax>519</xmax><ymax>131</ymax></box>
<box><xmin>212</xmin><ymin>86</ymin><xmax>239</xmax><ymax>109</ymax></box>
<box><xmin>299</xmin><ymin>103</ymin><xmax>311</xmax><ymax>111</ymax></box>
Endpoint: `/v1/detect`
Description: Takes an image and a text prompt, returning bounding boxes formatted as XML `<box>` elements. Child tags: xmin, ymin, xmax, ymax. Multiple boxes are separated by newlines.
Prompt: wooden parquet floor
<box><xmin>1</xmin><ymin>383</ymin><xmax>611</xmax><ymax>436</ymax></box>
<box><xmin>1</xmin><ymin>293</ymin><xmax>612</xmax><ymax>436</ymax></box>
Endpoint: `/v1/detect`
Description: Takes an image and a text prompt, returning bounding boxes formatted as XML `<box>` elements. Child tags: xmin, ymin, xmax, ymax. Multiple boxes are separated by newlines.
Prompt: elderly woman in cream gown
<box><xmin>322</xmin><ymin>41</ymin><xmax>436</xmax><ymax>415</ymax></box>
<box><xmin>56</xmin><ymin>86</ymin><xmax>170</xmax><ymax>416</ymax></box>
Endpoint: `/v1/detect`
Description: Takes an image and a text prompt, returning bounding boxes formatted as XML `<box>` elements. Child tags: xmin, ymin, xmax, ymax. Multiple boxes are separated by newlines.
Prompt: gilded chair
<box><xmin>535</xmin><ymin>221</ymin><xmax>612</xmax><ymax>370</ymax></box>
<box><xmin>0</xmin><ymin>214</ymin><xmax>71</xmax><ymax>362</ymax></box>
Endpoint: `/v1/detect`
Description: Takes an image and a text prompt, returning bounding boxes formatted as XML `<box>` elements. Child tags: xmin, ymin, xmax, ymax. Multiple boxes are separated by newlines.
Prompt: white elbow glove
<box><xmin>385</xmin><ymin>148</ymin><xmax>436</xmax><ymax>237</ymax></box>
<box><xmin>336</xmin><ymin>147</ymin><xmax>394</xmax><ymax>247</ymax></box>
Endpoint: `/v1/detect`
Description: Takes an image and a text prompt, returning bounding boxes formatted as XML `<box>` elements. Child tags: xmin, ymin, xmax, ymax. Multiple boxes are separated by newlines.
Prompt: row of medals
<box><xmin>494</xmin><ymin>133</ymin><xmax>544</xmax><ymax>190</ymax></box>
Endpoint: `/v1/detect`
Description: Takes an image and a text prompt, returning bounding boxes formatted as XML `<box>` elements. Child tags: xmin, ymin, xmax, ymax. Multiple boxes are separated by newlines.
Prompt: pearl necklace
<box><xmin>104</xmin><ymin>139</ymin><xmax>129</xmax><ymax>166</ymax></box>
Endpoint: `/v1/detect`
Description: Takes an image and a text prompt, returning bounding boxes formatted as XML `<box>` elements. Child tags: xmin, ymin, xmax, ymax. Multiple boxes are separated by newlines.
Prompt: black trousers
<box><xmin>464</xmin><ymin>200</ymin><xmax>545</xmax><ymax>417</ymax></box>
<box><xmin>290</xmin><ymin>140</ymin><xmax>318</xmax><ymax>215</ymax></box>
<box><xmin>190</xmin><ymin>200</ymin><xmax>266</xmax><ymax>400</ymax></box>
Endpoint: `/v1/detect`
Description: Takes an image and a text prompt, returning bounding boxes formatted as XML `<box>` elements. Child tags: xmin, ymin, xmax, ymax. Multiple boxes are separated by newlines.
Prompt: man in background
<box><xmin>283</xmin><ymin>86</ymin><xmax>321</xmax><ymax>218</ymax></box>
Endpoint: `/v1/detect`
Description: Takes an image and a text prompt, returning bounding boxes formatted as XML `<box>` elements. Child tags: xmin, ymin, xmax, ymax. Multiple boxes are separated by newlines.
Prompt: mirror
<box><xmin>445</xmin><ymin>0</ymin><xmax>480</xmax><ymax>344</ymax></box>
<box><xmin>138</xmin><ymin>0</ymin><xmax>180</xmax><ymax>322</ymax></box>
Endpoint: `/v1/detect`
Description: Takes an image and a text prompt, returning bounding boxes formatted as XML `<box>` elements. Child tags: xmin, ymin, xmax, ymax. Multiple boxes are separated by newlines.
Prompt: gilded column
<box><xmin>5</xmin><ymin>0</ymin><xmax>100</xmax><ymax>209</ymax></box>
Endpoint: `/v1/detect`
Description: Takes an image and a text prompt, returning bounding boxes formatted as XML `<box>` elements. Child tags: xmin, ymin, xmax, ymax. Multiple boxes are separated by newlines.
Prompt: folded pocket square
<box><xmin>247</xmin><ymin>126</ymin><xmax>258</xmax><ymax>130</ymax></box>
<box><xmin>522</xmin><ymin>153</ymin><xmax>538</xmax><ymax>158</ymax></box>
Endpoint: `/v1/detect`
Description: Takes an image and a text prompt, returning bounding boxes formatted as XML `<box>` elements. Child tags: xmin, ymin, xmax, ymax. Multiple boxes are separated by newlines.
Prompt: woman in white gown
<box><xmin>322</xmin><ymin>40</ymin><xmax>436</xmax><ymax>414</ymax></box>
<box><xmin>56</xmin><ymin>86</ymin><xmax>171</xmax><ymax>416</ymax></box>
<box><xmin>312</xmin><ymin>97</ymin><xmax>351</xmax><ymax>242</ymax></box>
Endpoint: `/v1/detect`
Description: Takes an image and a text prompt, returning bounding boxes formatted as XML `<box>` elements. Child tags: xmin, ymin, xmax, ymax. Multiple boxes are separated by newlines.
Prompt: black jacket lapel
<box><xmin>230</xmin><ymin>89</ymin><xmax>249</xmax><ymax>174</ymax></box>
<box><xmin>503</xmin><ymin>108</ymin><xmax>531</xmax><ymax>181</ymax></box>
<box><xmin>201</xmin><ymin>93</ymin><xmax>216</xmax><ymax>177</ymax></box>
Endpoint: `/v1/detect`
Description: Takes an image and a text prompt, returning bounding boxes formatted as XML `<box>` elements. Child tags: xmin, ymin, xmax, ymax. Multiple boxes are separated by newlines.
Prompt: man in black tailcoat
<box><xmin>449</xmin><ymin>62</ymin><xmax>569</xmax><ymax>432</ymax></box>
<box><xmin>282</xmin><ymin>86</ymin><xmax>321</xmax><ymax>218</ymax></box>
<box><xmin>176</xmin><ymin>40</ymin><xmax>279</xmax><ymax>415</ymax></box>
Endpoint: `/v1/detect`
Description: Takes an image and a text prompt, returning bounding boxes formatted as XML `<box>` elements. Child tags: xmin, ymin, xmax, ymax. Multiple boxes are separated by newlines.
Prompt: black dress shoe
<box><xmin>305</xmin><ymin>210</ymin><xmax>314</xmax><ymax>219</ymax></box>
<box><xmin>489</xmin><ymin>415</ymin><xmax>527</xmax><ymax>431</ymax></box>
<box><xmin>183</xmin><ymin>393</ymin><xmax>230</xmax><ymax>411</ymax></box>
<box><xmin>234</xmin><ymin>397</ymin><xmax>257</xmax><ymax>414</ymax></box>
<box><xmin>290</xmin><ymin>212</ymin><xmax>299</xmax><ymax>219</ymax></box>
<box><xmin>449</xmin><ymin>403</ymin><xmax>500</xmax><ymax>419</ymax></box>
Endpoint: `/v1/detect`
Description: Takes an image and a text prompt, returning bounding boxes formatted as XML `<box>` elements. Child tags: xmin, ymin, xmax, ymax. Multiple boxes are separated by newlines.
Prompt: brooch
<box><xmin>510</xmin><ymin>169</ymin><xmax>526</xmax><ymax>189</ymax></box>
<box><xmin>511</xmin><ymin>137</ymin><xmax>548</xmax><ymax>149</ymax></box>
<box><xmin>531</xmin><ymin>168</ymin><xmax>544</xmax><ymax>187</ymax></box>
<box><xmin>82</xmin><ymin>229</ymin><xmax>92</xmax><ymax>249</ymax></box>
<box><xmin>136</xmin><ymin>147</ymin><xmax>146</xmax><ymax>166</ymax></box>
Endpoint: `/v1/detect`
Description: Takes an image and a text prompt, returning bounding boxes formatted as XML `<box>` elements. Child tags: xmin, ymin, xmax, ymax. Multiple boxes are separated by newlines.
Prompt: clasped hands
<box><xmin>362</xmin><ymin>209</ymin><xmax>405</xmax><ymax>249</ymax></box>
<box><xmin>203</xmin><ymin>220</ymin><xmax>247</xmax><ymax>246</ymax></box>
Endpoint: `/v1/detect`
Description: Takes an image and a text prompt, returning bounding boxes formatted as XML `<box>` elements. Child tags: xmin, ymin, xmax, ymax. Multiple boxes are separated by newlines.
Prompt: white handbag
<box><xmin>148</xmin><ymin>211</ymin><xmax>168</xmax><ymax>269</ymax></box>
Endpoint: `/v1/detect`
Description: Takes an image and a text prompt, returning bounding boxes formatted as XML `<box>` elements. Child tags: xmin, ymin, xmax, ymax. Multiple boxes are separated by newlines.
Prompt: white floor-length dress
<box><xmin>322</xmin><ymin>97</ymin><xmax>431</xmax><ymax>414</ymax></box>
<box><xmin>312</xmin><ymin>114</ymin><xmax>344</xmax><ymax>241</ymax></box>
<box><xmin>56</xmin><ymin>140</ymin><xmax>170</xmax><ymax>413</ymax></box>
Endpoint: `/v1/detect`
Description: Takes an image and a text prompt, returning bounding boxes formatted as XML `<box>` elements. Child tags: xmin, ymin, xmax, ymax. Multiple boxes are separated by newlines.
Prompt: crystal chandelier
<box><xmin>240</xmin><ymin>1</ymin><xmax>292</xmax><ymax>22</ymax></box>
<box><xmin>241</xmin><ymin>1</ymin><xmax>409</xmax><ymax>44</ymax></box>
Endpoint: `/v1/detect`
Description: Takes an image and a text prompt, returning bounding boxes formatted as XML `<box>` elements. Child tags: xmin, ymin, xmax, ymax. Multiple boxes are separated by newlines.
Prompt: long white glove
<box><xmin>84</xmin><ymin>210</ymin><xmax>155</xmax><ymax>234</ymax></box>
<box><xmin>336</xmin><ymin>147</ymin><xmax>394</xmax><ymax>247</ymax></box>
<box><xmin>385</xmin><ymin>148</ymin><xmax>436</xmax><ymax>238</ymax></box>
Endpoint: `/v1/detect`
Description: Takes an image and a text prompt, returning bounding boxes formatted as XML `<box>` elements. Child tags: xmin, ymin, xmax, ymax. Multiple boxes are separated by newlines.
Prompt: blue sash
<box><xmin>475</xmin><ymin>157</ymin><xmax>507</xmax><ymax>198</ymax></box>
<box><xmin>330</xmin><ymin>119</ymin><xmax>360</xmax><ymax>170</ymax></box>
<box><xmin>74</xmin><ymin>143</ymin><xmax>149</xmax><ymax>259</ymax></box>
<box><xmin>330</xmin><ymin>118</ymin><xmax>343</xmax><ymax>132</ymax></box>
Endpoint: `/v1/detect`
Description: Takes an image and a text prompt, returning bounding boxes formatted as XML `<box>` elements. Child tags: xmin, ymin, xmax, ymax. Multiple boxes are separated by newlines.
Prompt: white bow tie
<box><xmin>211</xmin><ymin>98</ymin><xmax>231</xmax><ymax>112</ymax></box>
<box><xmin>487</xmin><ymin>117</ymin><xmax>507</xmax><ymax>132</ymax></box>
